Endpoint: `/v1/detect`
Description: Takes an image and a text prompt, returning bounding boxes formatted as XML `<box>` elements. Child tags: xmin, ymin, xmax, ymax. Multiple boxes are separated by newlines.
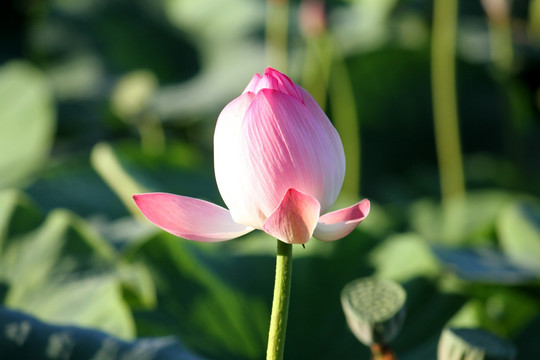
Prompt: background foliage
<box><xmin>1</xmin><ymin>0</ymin><xmax>540</xmax><ymax>359</ymax></box>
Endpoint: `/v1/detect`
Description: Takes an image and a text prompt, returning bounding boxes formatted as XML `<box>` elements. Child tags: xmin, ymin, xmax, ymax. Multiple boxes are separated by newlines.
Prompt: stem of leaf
<box><xmin>139</xmin><ymin>115</ymin><xmax>165</xmax><ymax>156</ymax></box>
<box><xmin>329</xmin><ymin>49</ymin><xmax>361</xmax><ymax>196</ymax></box>
<box><xmin>265</xmin><ymin>0</ymin><xmax>289</xmax><ymax>72</ymax></box>
<box><xmin>266</xmin><ymin>240</ymin><xmax>293</xmax><ymax>360</ymax></box>
<box><xmin>301</xmin><ymin>30</ymin><xmax>361</xmax><ymax>196</ymax></box>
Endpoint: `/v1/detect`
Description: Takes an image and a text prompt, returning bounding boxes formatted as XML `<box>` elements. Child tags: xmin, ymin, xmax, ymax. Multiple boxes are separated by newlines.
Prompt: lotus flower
<box><xmin>133</xmin><ymin>68</ymin><xmax>369</xmax><ymax>245</ymax></box>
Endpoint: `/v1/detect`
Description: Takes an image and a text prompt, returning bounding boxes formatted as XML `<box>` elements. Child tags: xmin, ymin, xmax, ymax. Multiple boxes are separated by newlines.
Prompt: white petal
<box><xmin>214</xmin><ymin>92</ymin><xmax>259</xmax><ymax>227</ymax></box>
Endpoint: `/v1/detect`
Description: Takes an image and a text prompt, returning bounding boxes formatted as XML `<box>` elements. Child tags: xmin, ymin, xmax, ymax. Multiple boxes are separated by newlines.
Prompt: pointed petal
<box><xmin>133</xmin><ymin>193</ymin><xmax>254</xmax><ymax>242</ymax></box>
<box><xmin>243</xmin><ymin>68</ymin><xmax>303</xmax><ymax>102</ymax></box>
<box><xmin>242</xmin><ymin>72</ymin><xmax>263</xmax><ymax>94</ymax></box>
<box><xmin>263</xmin><ymin>188</ymin><xmax>321</xmax><ymax>244</ymax></box>
<box><xmin>313</xmin><ymin>199</ymin><xmax>370</xmax><ymax>241</ymax></box>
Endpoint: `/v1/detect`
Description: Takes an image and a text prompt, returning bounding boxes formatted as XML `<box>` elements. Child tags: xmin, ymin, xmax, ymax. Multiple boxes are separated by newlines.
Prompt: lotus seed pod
<box><xmin>341</xmin><ymin>277</ymin><xmax>406</xmax><ymax>346</ymax></box>
<box><xmin>438</xmin><ymin>328</ymin><xmax>517</xmax><ymax>360</ymax></box>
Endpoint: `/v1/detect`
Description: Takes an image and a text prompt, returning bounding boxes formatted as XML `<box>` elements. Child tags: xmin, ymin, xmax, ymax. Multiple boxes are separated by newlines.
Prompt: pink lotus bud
<box><xmin>133</xmin><ymin>68</ymin><xmax>369</xmax><ymax>245</ymax></box>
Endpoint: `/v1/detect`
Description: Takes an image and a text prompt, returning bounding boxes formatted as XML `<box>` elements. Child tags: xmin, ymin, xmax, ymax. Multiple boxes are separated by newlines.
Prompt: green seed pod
<box><xmin>438</xmin><ymin>328</ymin><xmax>517</xmax><ymax>360</ymax></box>
<box><xmin>341</xmin><ymin>277</ymin><xmax>406</xmax><ymax>346</ymax></box>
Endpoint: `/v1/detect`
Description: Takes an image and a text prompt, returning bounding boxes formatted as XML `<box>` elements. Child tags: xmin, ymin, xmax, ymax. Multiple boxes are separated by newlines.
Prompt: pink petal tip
<box><xmin>313</xmin><ymin>199</ymin><xmax>370</xmax><ymax>241</ymax></box>
<box><xmin>262</xmin><ymin>188</ymin><xmax>321</xmax><ymax>244</ymax></box>
<box><xmin>133</xmin><ymin>193</ymin><xmax>253</xmax><ymax>242</ymax></box>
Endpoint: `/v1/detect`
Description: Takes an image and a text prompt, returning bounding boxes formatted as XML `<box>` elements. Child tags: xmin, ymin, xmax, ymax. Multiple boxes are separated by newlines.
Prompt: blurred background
<box><xmin>1</xmin><ymin>0</ymin><xmax>540</xmax><ymax>359</ymax></box>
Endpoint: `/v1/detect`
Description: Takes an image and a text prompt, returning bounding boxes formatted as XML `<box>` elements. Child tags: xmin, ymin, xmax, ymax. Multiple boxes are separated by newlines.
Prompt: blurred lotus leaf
<box><xmin>0</xmin><ymin>189</ymin><xmax>155</xmax><ymax>339</ymax></box>
<box><xmin>438</xmin><ymin>327</ymin><xmax>516</xmax><ymax>360</ymax></box>
<box><xmin>498</xmin><ymin>201</ymin><xmax>540</xmax><ymax>272</ymax></box>
<box><xmin>431</xmin><ymin>246</ymin><xmax>537</xmax><ymax>284</ymax></box>
<box><xmin>0</xmin><ymin>307</ymin><xmax>207</xmax><ymax>360</ymax></box>
<box><xmin>0</xmin><ymin>61</ymin><xmax>55</xmax><ymax>189</ymax></box>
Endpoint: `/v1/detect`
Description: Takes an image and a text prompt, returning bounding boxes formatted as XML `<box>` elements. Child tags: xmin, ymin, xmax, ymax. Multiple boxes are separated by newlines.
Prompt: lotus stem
<box><xmin>266</xmin><ymin>240</ymin><xmax>293</xmax><ymax>360</ymax></box>
<box><xmin>481</xmin><ymin>0</ymin><xmax>514</xmax><ymax>74</ymax></box>
<box><xmin>329</xmin><ymin>53</ymin><xmax>361</xmax><ymax>196</ymax></box>
<box><xmin>431</xmin><ymin>0</ymin><xmax>466</xmax><ymax>203</ymax></box>
<box><xmin>265</xmin><ymin>0</ymin><xmax>289</xmax><ymax>72</ymax></box>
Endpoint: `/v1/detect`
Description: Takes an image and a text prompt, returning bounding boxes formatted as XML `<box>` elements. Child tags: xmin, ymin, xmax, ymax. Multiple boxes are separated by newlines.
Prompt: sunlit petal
<box><xmin>313</xmin><ymin>199</ymin><xmax>370</xmax><ymax>241</ymax></box>
<box><xmin>243</xmin><ymin>67</ymin><xmax>303</xmax><ymax>102</ymax></box>
<box><xmin>133</xmin><ymin>193</ymin><xmax>254</xmax><ymax>242</ymax></box>
<box><xmin>263</xmin><ymin>188</ymin><xmax>321</xmax><ymax>244</ymax></box>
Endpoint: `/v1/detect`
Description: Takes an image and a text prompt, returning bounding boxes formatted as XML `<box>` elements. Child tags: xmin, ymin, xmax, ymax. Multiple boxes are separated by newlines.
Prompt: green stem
<box><xmin>301</xmin><ymin>30</ymin><xmax>361</xmax><ymax>196</ymax></box>
<box><xmin>431</xmin><ymin>0</ymin><xmax>466</xmax><ymax>203</ymax></box>
<box><xmin>301</xmin><ymin>33</ymin><xmax>332</xmax><ymax>110</ymax></box>
<box><xmin>266</xmin><ymin>240</ymin><xmax>293</xmax><ymax>360</ymax></box>
<box><xmin>487</xmin><ymin>18</ymin><xmax>514</xmax><ymax>75</ymax></box>
<box><xmin>90</xmin><ymin>142</ymin><xmax>148</xmax><ymax>218</ymax></box>
<box><xmin>265</xmin><ymin>0</ymin><xmax>289</xmax><ymax>72</ymax></box>
<box><xmin>330</xmin><ymin>50</ymin><xmax>361</xmax><ymax>196</ymax></box>
<box><xmin>139</xmin><ymin>115</ymin><xmax>165</xmax><ymax>156</ymax></box>
<box><xmin>481</xmin><ymin>0</ymin><xmax>513</xmax><ymax>75</ymax></box>
<box><xmin>530</xmin><ymin>0</ymin><xmax>540</xmax><ymax>41</ymax></box>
